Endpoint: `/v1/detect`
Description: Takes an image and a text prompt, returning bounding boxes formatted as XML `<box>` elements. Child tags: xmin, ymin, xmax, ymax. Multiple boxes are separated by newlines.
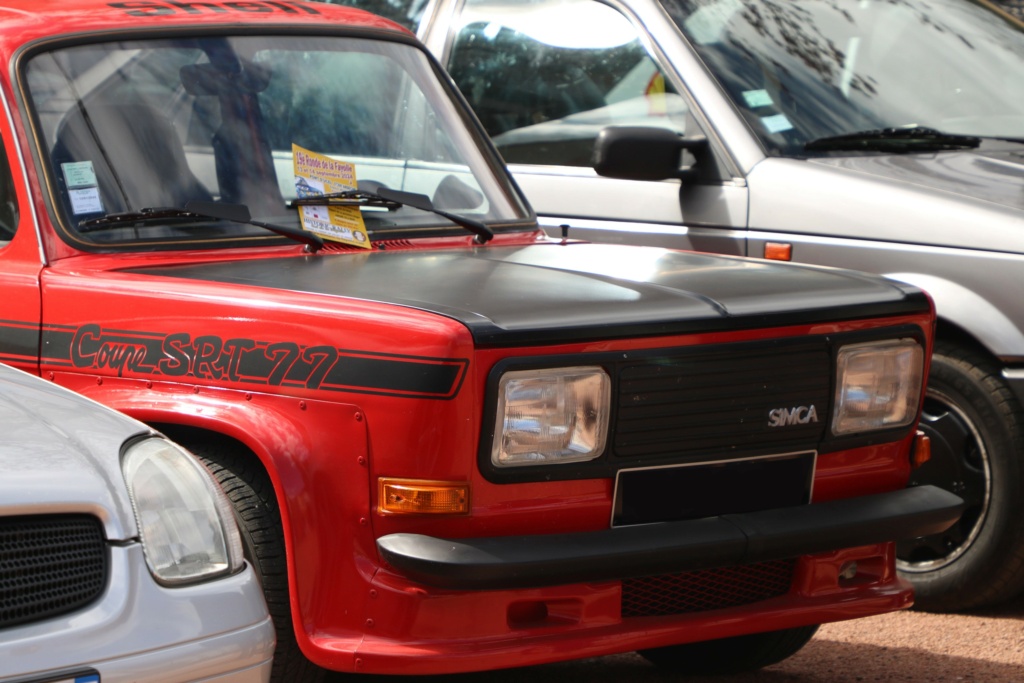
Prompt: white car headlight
<box><xmin>492</xmin><ymin>366</ymin><xmax>610</xmax><ymax>467</ymax></box>
<box><xmin>122</xmin><ymin>437</ymin><xmax>244</xmax><ymax>585</ymax></box>
<box><xmin>833</xmin><ymin>339</ymin><xmax>924</xmax><ymax>435</ymax></box>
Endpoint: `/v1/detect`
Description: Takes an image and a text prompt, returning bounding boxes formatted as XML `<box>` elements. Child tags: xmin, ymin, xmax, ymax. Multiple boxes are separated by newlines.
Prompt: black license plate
<box><xmin>611</xmin><ymin>451</ymin><xmax>815</xmax><ymax>527</ymax></box>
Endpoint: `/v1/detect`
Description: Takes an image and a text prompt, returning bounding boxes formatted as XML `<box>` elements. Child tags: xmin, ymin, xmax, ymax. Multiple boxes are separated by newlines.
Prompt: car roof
<box><xmin>0</xmin><ymin>0</ymin><xmax>408</xmax><ymax>55</ymax></box>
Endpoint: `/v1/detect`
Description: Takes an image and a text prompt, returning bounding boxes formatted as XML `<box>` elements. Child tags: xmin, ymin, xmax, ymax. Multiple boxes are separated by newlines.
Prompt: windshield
<box><xmin>24</xmin><ymin>34</ymin><xmax>529</xmax><ymax>248</ymax></box>
<box><xmin>661</xmin><ymin>0</ymin><xmax>1024</xmax><ymax>155</ymax></box>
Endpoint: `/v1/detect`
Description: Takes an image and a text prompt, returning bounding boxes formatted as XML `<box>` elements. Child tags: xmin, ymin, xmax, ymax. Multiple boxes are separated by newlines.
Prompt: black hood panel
<box><xmin>130</xmin><ymin>243</ymin><xmax>929</xmax><ymax>346</ymax></box>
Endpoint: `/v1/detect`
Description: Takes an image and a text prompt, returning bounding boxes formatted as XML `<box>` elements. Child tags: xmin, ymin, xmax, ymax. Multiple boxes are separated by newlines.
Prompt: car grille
<box><xmin>614</xmin><ymin>338</ymin><xmax>831</xmax><ymax>461</ymax></box>
<box><xmin>621</xmin><ymin>559</ymin><xmax>796</xmax><ymax>617</ymax></box>
<box><xmin>1</xmin><ymin>514</ymin><xmax>108</xmax><ymax>630</ymax></box>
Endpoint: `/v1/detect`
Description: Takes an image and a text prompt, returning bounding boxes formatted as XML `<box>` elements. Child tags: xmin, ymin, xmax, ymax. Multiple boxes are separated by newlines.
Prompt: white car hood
<box><xmin>0</xmin><ymin>365</ymin><xmax>143</xmax><ymax>540</ymax></box>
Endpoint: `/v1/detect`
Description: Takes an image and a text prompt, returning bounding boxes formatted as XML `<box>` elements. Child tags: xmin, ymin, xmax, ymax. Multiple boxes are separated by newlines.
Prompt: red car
<box><xmin>0</xmin><ymin>1</ymin><xmax>961</xmax><ymax>681</ymax></box>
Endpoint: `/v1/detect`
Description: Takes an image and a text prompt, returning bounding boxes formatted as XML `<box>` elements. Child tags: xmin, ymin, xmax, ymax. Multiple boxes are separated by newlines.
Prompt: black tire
<box><xmin>897</xmin><ymin>341</ymin><xmax>1024</xmax><ymax>611</ymax></box>
<box><xmin>178</xmin><ymin>432</ymin><xmax>326</xmax><ymax>683</ymax></box>
<box><xmin>638</xmin><ymin>625</ymin><xmax>818</xmax><ymax>675</ymax></box>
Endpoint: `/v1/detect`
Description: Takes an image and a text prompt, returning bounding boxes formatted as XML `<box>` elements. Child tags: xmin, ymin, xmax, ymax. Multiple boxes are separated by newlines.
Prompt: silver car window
<box><xmin>447</xmin><ymin>0</ymin><xmax>689</xmax><ymax>166</ymax></box>
<box><xmin>663</xmin><ymin>0</ymin><xmax>1024</xmax><ymax>154</ymax></box>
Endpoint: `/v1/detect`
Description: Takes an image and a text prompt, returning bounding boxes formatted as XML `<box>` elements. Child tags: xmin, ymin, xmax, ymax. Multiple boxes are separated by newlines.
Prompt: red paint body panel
<box><xmin>0</xmin><ymin>0</ymin><xmax>952</xmax><ymax>676</ymax></box>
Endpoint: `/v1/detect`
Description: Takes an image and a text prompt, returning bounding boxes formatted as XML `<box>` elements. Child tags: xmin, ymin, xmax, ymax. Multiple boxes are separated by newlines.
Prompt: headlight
<box><xmin>833</xmin><ymin>339</ymin><xmax>924</xmax><ymax>435</ymax></box>
<box><xmin>122</xmin><ymin>437</ymin><xmax>244</xmax><ymax>585</ymax></box>
<box><xmin>492</xmin><ymin>366</ymin><xmax>610</xmax><ymax>467</ymax></box>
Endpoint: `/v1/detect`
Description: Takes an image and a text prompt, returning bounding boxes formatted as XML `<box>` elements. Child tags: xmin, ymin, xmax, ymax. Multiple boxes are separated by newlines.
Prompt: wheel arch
<box><xmin>99</xmin><ymin>388</ymin><xmax>376</xmax><ymax>665</ymax></box>
<box><xmin>885</xmin><ymin>272</ymin><xmax>1024</xmax><ymax>363</ymax></box>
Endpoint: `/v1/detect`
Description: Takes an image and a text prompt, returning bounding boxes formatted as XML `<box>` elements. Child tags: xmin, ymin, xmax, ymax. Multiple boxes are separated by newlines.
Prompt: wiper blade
<box><xmin>185</xmin><ymin>201</ymin><xmax>324</xmax><ymax>251</ymax></box>
<box><xmin>291</xmin><ymin>190</ymin><xmax>403</xmax><ymax>209</ymax></box>
<box><xmin>78</xmin><ymin>203</ymin><xmax>324</xmax><ymax>252</ymax></box>
<box><xmin>78</xmin><ymin>207</ymin><xmax>208</xmax><ymax>232</ymax></box>
<box><xmin>292</xmin><ymin>188</ymin><xmax>494</xmax><ymax>244</ymax></box>
<box><xmin>804</xmin><ymin>126</ymin><xmax>981</xmax><ymax>153</ymax></box>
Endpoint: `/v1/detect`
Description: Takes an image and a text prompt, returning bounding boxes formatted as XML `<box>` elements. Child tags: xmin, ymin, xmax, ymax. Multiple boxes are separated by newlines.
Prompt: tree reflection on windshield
<box><xmin>661</xmin><ymin>0</ymin><xmax>1024</xmax><ymax>154</ymax></box>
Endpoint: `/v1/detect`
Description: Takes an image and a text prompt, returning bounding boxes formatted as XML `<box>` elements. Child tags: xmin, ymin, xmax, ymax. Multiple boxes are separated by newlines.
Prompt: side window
<box><xmin>0</xmin><ymin>137</ymin><xmax>18</xmax><ymax>243</ymax></box>
<box><xmin>446</xmin><ymin>0</ymin><xmax>687</xmax><ymax>166</ymax></box>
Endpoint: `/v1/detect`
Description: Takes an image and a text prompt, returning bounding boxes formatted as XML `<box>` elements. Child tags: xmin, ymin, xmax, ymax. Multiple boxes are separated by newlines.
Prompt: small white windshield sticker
<box><xmin>62</xmin><ymin>160</ymin><xmax>98</xmax><ymax>189</ymax></box>
<box><xmin>742</xmin><ymin>89</ymin><xmax>773</xmax><ymax>108</ymax></box>
<box><xmin>762</xmin><ymin>114</ymin><xmax>794</xmax><ymax>134</ymax></box>
<box><xmin>69</xmin><ymin>187</ymin><xmax>103</xmax><ymax>215</ymax></box>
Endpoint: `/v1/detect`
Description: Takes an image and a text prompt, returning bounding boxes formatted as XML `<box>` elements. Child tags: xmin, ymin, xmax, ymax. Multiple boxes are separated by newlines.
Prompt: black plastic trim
<box><xmin>376</xmin><ymin>485</ymin><xmax>963</xmax><ymax>590</ymax></box>
<box><xmin>4</xmin><ymin>669</ymin><xmax>100</xmax><ymax>683</ymax></box>
<box><xmin>479</xmin><ymin>325</ymin><xmax>928</xmax><ymax>483</ymax></box>
<box><xmin>466</xmin><ymin>293</ymin><xmax>931</xmax><ymax>348</ymax></box>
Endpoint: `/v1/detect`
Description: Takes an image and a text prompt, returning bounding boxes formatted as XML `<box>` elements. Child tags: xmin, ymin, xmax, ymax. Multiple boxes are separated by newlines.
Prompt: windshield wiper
<box><xmin>291</xmin><ymin>188</ymin><xmax>494</xmax><ymax>244</ymax></box>
<box><xmin>78</xmin><ymin>207</ymin><xmax>211</xmax><ymax>232</ymax></box>
<box><xmin>804</xmin><ymin>126</ymin><xmax>982</xmax><ymax>153</ymax></box>
<box><xmin>184</xmin><ymin>201</ymin><xmax>324</xmax><ymax>251</ymax></box>
<box><xmin>78</xmin><ymin>203</ymin><xmax>324</xmax><ymax>252</ymax></box>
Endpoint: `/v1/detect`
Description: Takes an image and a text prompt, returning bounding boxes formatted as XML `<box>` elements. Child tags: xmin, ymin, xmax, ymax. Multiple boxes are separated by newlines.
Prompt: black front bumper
<box><xmin>377</xmin><ymin>485</ymin><xmax>963</xmax><ymax>590</ymax></box>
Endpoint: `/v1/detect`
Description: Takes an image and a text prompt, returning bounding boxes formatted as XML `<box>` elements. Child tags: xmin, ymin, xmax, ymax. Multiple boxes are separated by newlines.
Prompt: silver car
<box><xmin>0</xmin><ymin>364</ymin><xmax>275</xmax><ymax>682</ymax></box>
<box><xmin>320</xmin><ymin>0</ymin><xmax>1024</xmax><ymax>611</ymax></box>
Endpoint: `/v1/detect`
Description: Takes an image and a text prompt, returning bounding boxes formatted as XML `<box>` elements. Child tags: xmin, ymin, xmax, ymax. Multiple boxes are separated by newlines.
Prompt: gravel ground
<box><xmin>341</xmin><ymin>592</ymin><xmax>1024</xmax><ymax>682</ymax></box>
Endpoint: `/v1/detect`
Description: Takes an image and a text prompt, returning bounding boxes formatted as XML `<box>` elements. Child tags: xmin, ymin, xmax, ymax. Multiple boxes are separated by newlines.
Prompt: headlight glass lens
<box><xmin>833</xmin><ymin>339</ymin><xmax>924</xmax><ymax>435</ymax></box>
<box><xmin>492</xmin><ymin>366</ymin><xmax>610</xmax><ymax>467</ymax></box>
<box><xmin>122</xmin><ymin>437</ymin><xmax>244</xmax><ymax>585</ymax></box>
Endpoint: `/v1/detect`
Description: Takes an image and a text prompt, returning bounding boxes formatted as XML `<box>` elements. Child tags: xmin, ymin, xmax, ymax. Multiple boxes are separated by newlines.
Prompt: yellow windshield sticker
<box><xmin>292</xmin><ymin>144</ymin><xmax>370</xmax><ymax>249</ymax></box>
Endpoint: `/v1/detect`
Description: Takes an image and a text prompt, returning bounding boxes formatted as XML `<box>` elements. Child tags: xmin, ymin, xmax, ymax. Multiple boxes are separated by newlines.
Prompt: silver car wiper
<box><xmin>291</xmin><ymin>188</ymin><xmax>494</xmax><ymax>244</ymax></box>
<box><xmin>804</xmin><ymin>126</ymin><xmax>982</xmax><ymax>153</ymax></box>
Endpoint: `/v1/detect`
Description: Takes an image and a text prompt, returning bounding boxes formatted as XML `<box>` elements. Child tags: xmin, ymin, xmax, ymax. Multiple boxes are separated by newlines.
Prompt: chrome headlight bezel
<box><xmin>490</xmin><ymin>365</ymin><xmax>611</xmax><ymax>468</ymax></box>
<box><xmin>121</xmin><ymin>436</ymin><xmax>244</xmax><ymax>586</ymax></box>
<box><xmin>832</xmin><ymin>338</ymin><xmax>925</xmax><ymax>436</ymax></box>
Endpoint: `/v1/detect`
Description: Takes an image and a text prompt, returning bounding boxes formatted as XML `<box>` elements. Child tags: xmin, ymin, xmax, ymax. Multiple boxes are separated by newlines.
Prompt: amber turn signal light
<box><xmin>764</xmin><ymin>242</ymin><xmax>793</xmax><ymax>261</ymax></box>
<box><xmin>379</xmin><ymin>478</ymin><xmax>470</xmax><ymax>515</ymax></box>
<box><xmin>911</xmin><ymin>430</ymin><xmax>932</xmax><ymax>468</ymax></box>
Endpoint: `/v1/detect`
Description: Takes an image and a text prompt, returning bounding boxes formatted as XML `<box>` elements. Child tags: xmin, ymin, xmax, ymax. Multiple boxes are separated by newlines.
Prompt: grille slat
<box><xmin>1</xmin><ymin>515</ymin><xmax>108</xmax><ymax>630</ymax></box>
<box><xmin>614</xmin><ymin>340</ymin><xmax>831</xmax><ymax>460</ymax></box>
<box><xmin>622</xmin><ymin>560</ymin><xmax>796</xmax><ymax>617</ymax></box>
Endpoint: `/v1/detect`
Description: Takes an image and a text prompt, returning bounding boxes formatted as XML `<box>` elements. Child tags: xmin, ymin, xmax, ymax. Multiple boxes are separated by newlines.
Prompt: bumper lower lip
<box><xmin>377</xmin><ymin>484</ymin><xmax>963</xmax><ymax>590</ymax></box>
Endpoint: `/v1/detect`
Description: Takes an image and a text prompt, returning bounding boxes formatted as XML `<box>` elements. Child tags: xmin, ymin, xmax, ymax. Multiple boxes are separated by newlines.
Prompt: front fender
<box><xmin>885</xmin><ymin>272</ymin><xmax>1024</xmax><ymax>360</ymax></box>
<box><xmin>56</xmin><ymin>375</ymin><xmax>373</xmax><ymax>668</ymax></box>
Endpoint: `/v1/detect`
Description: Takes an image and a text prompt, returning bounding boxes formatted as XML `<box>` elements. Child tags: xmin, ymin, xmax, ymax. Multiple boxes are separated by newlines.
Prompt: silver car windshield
<box><xmin>662</xmin><ymin>0</ymin><xmax>1024</xmax><ymax>154</ymax></box>
<box><xmin>24</xmin><ymin>34</ymin><xmax>529</xmax><ymax>247</ymax></box>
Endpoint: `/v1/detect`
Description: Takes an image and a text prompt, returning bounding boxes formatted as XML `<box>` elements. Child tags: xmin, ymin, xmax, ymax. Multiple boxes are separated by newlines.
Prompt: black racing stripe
<box><xmin>320</xmin><ymin>355</ymin><xmax>464</xmax><ymax>395</ymax></box>
<box><xmin>0</xmin><ymin>320</ymin><xmax>39</xmax><ymax>360</ymax></box>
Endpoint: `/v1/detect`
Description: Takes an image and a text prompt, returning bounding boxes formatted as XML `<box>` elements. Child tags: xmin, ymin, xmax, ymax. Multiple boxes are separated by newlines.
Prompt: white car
<box><xmin>0</xmin><ymin>364</ymin><xmax>274</xmax><ymax>683</ymax></box>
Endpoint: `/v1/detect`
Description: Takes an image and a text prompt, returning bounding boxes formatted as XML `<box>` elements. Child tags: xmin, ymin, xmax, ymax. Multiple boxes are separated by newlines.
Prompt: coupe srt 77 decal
<box><xmin>22</xmin><ymin>323</ymin><xmax>466</xmax><ymax>398</ymax></box>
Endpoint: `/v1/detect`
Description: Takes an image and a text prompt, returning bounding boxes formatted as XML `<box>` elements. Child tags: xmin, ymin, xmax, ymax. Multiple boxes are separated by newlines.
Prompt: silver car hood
<box><xmin>0</xmin><ymin>364</ymin><xmax>142</xmax><ymax>540</ymax></box>
<box><xmin>749</xmin><ymin>144</ymin><xmax>1024</xmax><ymax>254</ymax></box>
<box><xmin>807</xmin><ymin>143</ymin><xmax>1024</xmax><ymax>213</ymax></box>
